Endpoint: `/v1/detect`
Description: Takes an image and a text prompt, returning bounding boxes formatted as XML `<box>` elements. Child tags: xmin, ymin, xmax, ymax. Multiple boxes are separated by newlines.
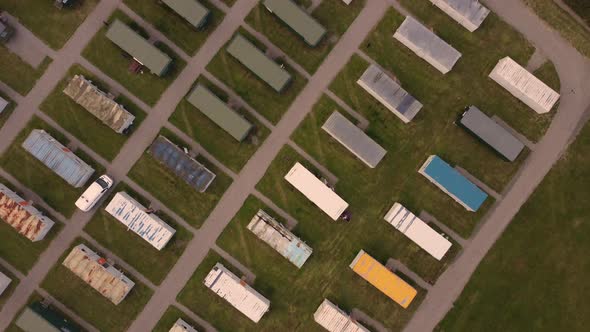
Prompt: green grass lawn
<box><xmin>245</xmin><ymin>0</ymin><xmax>366</xmax><ymax>73</ymax></box>
<box><xmin>563</xmin><ymin>0</ymin><xmax>590</xmax><ymax>25</ymax></box>
<box><xmin>533</xmin><ymin>60</ymin><xmax>561</xmax><ymax>92</ymax></box>
<box><xmin>206</xmin><ymin>29</ymin><xmax>307</xmax><ymax>124</ymax></box>
<box><xmin>41</xmin><ymin>239</ymin><xmax>153</xmax><ymax>332</ymax></box>
<box><xmin>0</xmin><ymin>91</ymin><xmax>16</xmax><ymax>130</ymax></box>
<box><xmin>436</xmin><ymin>105</ymin><xmax>590</xmax><ymax>332</ymax></box>
<box><xmin>82</xmin><ymin>10</ymin><xmax>187</xmax><ymax>106</ymax></box>
<box><xmin>128</xmin><ymin>128</ymin><xmax>233</xmax><ymax>228</ymax></box>
<box><xmin>0</xmin><ymin>47</ymin><xmax>51</xmax><ymax>96</ymax></box>
<box><xmin>0</xmin><ymin>265</ymin><xmax>18</xmax><ymax>311</ymax></box>
<box><xmin>0</xmin><ymin>0</ymin><xmax>99</xmax><ymax>49</ymax></box>
<box><xmin>153</xmin><ymin>306</ymin><xmax>205</xmax><ymax>332</ymax></box>
<box><xmin>84</xmin><ymin>182</ymin><xmax>193</xmax><ymax>285</ymax></box>
<box><xmin>123</xmin><ymin>0</ymin><xmax>225</xmax><ymax>55</ymax></box>
<box><xmin>169</xmin><ymin>75</ymin><xmax>271</xmax><ymax>172</ymax></box>
<box><xmin>0</xmin><ymin>116</ymin><xmax>105</xmax><ymax>218</ymax></box>
<box><xmin>40</xmin><ymin>64</ymin><xmax>147</xmax><ymax>161</ymax></box>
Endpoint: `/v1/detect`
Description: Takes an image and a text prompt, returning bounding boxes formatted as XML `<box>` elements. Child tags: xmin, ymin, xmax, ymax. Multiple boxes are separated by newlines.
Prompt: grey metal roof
<box><xmin>227</xmin><ymin>34</ymin><xmax>292</xmax><ymax>92</ymax></box>
<box><xmin>459</xmin><ymin>106</ymin><xmax>525</xmax><ymax>162</ymax></box>
<box><xmin>162</xmin><ymin>0</ymin><xmax>210</xmax><ymax>28</ymax></box>
<box><xmin>429</xmin><ymin>0</ymin><xmax>490</xmax><ymax>32</ymax></box>
<box><xmin>322</xmin><ymin>111</ymin><xmax>387</xmax><ymax>168</ymax></box>
<box><xmin>106</xmin><ymin>19</ymin><xmax>172</xmax><ymax>76</ymax></box>
<box><xmin>357</xmin><ymin>64</ymin><xmax>422</xmax><ymax>123</ymax></box>
<box><xmin>187</xmin><ymin>84</ymin><xmax>253</xmax><ymax>142</ymax></box>
<box><xmin>22</xmin><ymin>129</ymin><xmax>95</xmax><ymax>188</ymax></box>
<box><xmin>393</xmin><ymin>16</ymin><xmax>462</xmax><ymax>74</ymax></box>
<box><xmin>15</xmin><ymin>307</ymin><xmax>62</xmax><ymax>332</ymax></box>
<box><xmin>263</xmin><ymin>0</ymin><xmax>327</xmax><ymax>46</ymax></box>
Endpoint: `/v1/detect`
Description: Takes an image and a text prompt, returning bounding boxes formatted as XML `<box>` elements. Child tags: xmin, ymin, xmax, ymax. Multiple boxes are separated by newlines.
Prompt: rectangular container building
<box><xmin>247</xmin><ymin>209</ymin><xmax>312</xmax><ymax>268</ymax></box>
<box><xmin>187</xmin><ymin>84</ymin><xmax>253</xmax><ymax>142</ymax></box>
<box><xmin>322</xmin><ymin>111</ymin><xmax>387</xmax><ymax>168</ymax></box>
<box><xmin>394</xmin><ymin>16</ymin><xmax>462</xmax><ymax>74</ymax></box>
<box><xmin>429</xmin><ymin>0</ymin><xmax>490</xmax><ymax>32</ymax></box>
<box><xmin>0</xmin><ymin>271</ymin><xmax>10</xmax><ymax>296</ymax></box>
<box><xmin>489</xmin><ymin>57</ymin><xmax>560</xmax><ymax>114</ymax></box>
<box><xmin>383</xmin><ymin>202</ymin><xmax>452</xmax><ymax>260</ymax></box>
<box><xmin>63</xmin><ymin>74</ymin><xmax>135</xmax><ymax>134</ymax></box>
<box><xmin>169</xmin><ymin>318</ymin><xmax>199</xmax><ymax>332</ymax></box>
<box><xmin>149</xmin><ymin>135</ymin><xmax>216</xmax><ymax>193</ymax></box>
<box><xmin>357</xmin><ymin>64</ymin><xmax>422</xmax><ymax>123</ymax></box>
<box><xmin>459</xmin><ymin>106</ymin><xmax>525</xmax><ymax>161</ymax></box>
<box><xmin>0</xmin><ymin>95</ymin><xmax>8</xmax><ymax>114</ymax></box>
<box><xmin>263</xmin><ymin>0</ymin><xmax>327</xmax><ymax>47</ymax></box>
<box><xmin>284</xmin><ymin>162</ymin><xmax>349</xmax><ymax>221</ymax></box>
<box><xmin>15</xmin><ymin>302</ymin><xmax>81</xmax><ymax>332</ymax></box>
<box><xmin>162</xmin><ymin>0</ymin><xmax>210</xmax><ymax>29</ymax></box>
<box><xmin>419</xmin><ymin>155</ymin><xmax>488</xmax><ymax>212</ymax></box>
<box><xmin>349</xmin><ymin>250</ymin><xmax>417</xmax><ymax>309</ymax></box>
<box><xmin>0</xmin><ymin>183</ymin><xmax>55</xmax><ymax>242</ymax></box>
<box><xmin>22</xmin><ymin>129</ymin><xmax>94</xmax><ymax>188</ymax></box>
<box><xmin>227</xmin><ymin>34</ymin><xmax>292</xmax><ymax>92</ymax></box>
<box><xmin>62</xmin><ymin>244</ymin><xmax>135</xmax><ymax>305</ymax></box>
<box><xmin>106</xmin><ymin>19</ymin><xmax>172</xmax><ymax>76</ymax></box>
<box><xmin>105</xmin><ymin>192</ymin><xmax>176</xmax><ymax>251</ymax></box>
<box><xmin>313</xmin><ymin>299</ymin><xmax>370</xmax><ymax>332</ymax></box>
<box><xmin>203</xmin><ymin>263</ymin><xmax>270</xmax><ymax>323</ymax></box>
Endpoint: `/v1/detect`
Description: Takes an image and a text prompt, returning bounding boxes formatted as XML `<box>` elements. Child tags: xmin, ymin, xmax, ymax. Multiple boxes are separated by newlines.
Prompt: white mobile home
<box><xmin>313</xmin><ymin>299</ymin><xmax>369</xmax><ymax>332</ymax></box>
<box><xmin>169</xmin><ymin>318</ymin><xmax>198</xmax><ymax>332</ymax></box>
<box><xmin>429</xmin><ymin>0</ymin><xmax>490</xmax><ymax>32</ymax></box>
<box><xmin>0</xmin><ymin>272</ymin><xmax>11</xmax><ymax>296</ymax></box>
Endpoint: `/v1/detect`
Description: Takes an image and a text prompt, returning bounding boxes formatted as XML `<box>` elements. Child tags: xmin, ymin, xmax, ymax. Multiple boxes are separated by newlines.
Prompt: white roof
<box><xmin>203</xmin><ymin>263</ymin><xmax>270</xmax><ymax>323</ymax></box>
<box><xmin>105</xmin><ymin>192</ymin><xmax>176</xmax><ymax>251</ymax></box>
<box><xmin>284</xmin><ymin>162</ymin><xmax>349</xmax><ymax>221</ymax></box>
<box><xmin>0</xmin><ymin>96</ymin><xmax>8</xmax><ymax>114</ymax></box>
<box><xmin>489</xmin><ymin>57</ymin><xmax>560</xmax><ymax>114</ymax></box>
<box><xmin>384</xmin><ymin>203</ymin><xmax>452</xmax><ymax>260</ymax></box>
<box><xmin>169</xmin><ymin>318</ymin><xmax>198</xmax><ymax>332</ymax></box>
<box><xmin>0</xmin><ymin>271</ymin><xmax>11</xmax><ymax>296</ymax></box>
<box><xmin>429</xmin><ymin>0</ymin><xmax>490</xmax><ymax>32</ymax></box>
<box><xmin>314</xmin><ymin>299</ymin><xmax>369</xmax><ymax>332</ymax></box>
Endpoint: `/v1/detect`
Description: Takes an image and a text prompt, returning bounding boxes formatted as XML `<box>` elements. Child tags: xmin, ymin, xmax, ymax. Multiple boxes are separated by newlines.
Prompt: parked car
<box><xmin>0</xmin><ymin>16</ymin><xmax>14</xmax><ymax>43</ymax></box>
<box><xmin>54</xmin><ymin>0</ymin><xmax>75</xmax><ymax>9</ymax></box>
<box><xmin>75</xmin><ymin>175</ymin><xmax>114</xmax><ymax>212</ymax></box>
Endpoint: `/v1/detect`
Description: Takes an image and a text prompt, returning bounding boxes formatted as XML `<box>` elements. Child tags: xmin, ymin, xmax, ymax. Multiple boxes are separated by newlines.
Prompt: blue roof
<box><xmin>422</xmin><ymin>156</ymin><xmax>487</xmax><ymax>211</ymax></box>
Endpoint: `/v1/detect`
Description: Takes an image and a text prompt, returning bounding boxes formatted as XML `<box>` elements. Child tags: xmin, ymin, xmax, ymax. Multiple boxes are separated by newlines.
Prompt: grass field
<box><xmin>40</xmin><ymin>64</ymin><xmax>147</xmax><ymax>161</ymax></box>
<box><xmin>82</xmin><ymin>10</ymin><xmax>187</xmax><ymax>106</ymax></box>
<box><xmin>153</xmin><ymin>306</ymin><xmax>205</xmax><ymax>332</ymax></box>
<box><xmin>0</xmin><ymin>265</ymin><xmax>18</xmax><ymax>311</ymax></box>
<box><xmin>169</xmin><ymin>76</ymin><xmax>271</xmax><ymax>172</ymax></box>
<box><xmin>206</xmin><ymin>29</ymin><xmax>307</xmax><ymax>124</ymax></box>
<box><xmin>123</xmin><ymin>0</ymin><xmax>225</xmax><ymax>55</ymax></box>
<box><xmin>0</xmin><ymin>47</ymin><xmax>51</xmax><ymax>96</ymax></box>
<box><xmin>84</xmin><ymin>182</ymin><xmax>193</xmax><ymax>285</ymax></box>
<box><xmin>41</xmin><ymin>239</ymin><xmax>153</xmax><ymax>332</ymax></box>
<box><xmin>533</xmin><ymin>60</ymin><xmax>561</xmax><ymax>92</ymax></box>
<box><xmin>0</xmin><ymin>0</ymin><xmax>99</xmax><ymax>49</ymax></box>
<box><xmin>245</xmin><ymin>0</ymin><xmax>366</xmax><ymax>73</ymax></box>
<box><xmin>563</xmin><ymin>0</ymin><xmax>590</xmax><ymax>25</ymax></box>
<box><xmin>0</xmin><ymin>91</ymin><xmax>15</xmax><ymax>130</ymax></box>
<box><xmin>436</xmin><ymin>108</ymin><xmax>590</xmax><ymax>332</ymax></box>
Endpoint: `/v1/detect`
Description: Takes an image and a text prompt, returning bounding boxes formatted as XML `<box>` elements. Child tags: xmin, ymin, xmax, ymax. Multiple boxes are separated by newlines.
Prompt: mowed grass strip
<box><xmin>153</xmin><ymin>306</ymin><xmax>206</xmax><ymax>332</ymax></box>
<box><xmin>206</xmin><ymin>29</ymin><xmax>307</xmax><ymax>124</ymax></box>
<box><xmin>169</xmin><ymin>75</ymin><xmax>271</xmax><ymax>172</ymax></box>
<box><xmin>82</xmin><ymin>10</ymin><xmax>187</xmax><ymax>106</ymax></box>
<box><xmin>0</xmin><ymin>265</ymin><xmax>19</xmax><ymax>312</ymax></box>
<box><xmin>123</xmin><ymin>0</ymin><xmax>225</xmax><ymax>55</ymax></box>
<box><xmin>41</xmin><ymin>239</ymin><xmax>153</xmax><ymax>332</ymax></box>
<box><xmin>245</xmin><ymin>0</ymin><xmax>366</xmax><ymax>73</ymax></box>
<box><xmin>40</xmin><ymin>64</ymin><xmax>147</xmax><ymax>161</ymax></box>
<box><xmin>0</xmin><ymin>48</ymin><xmax>51</xmax><ymax>95</ymax></box>
<box><xmin>562</xmin><ymin>0</ymin><xmax>590</xmax><ymax>25</ymax></box>
<box><xmin>533</xmin><ymin>60</ymin><xmax>561</xmax><ymax>92</ymax></box>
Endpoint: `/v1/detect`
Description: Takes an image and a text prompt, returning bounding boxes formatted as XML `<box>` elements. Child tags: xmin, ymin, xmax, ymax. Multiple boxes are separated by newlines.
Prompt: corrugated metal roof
<box><xmin>459</xmin><ymin>106</ymin><xmax>525</xmax><ymax>161</ymax></box>
<box><xmin>227</xmin><ymin>34</ymin><xmax>292</xmax><ymax>92</ymax></box>
<box><xmin>0</xmin><ymin>183</ymin><xmax>55</xmax><ymax>242</ymax></box>
<box><xmin>106</xmin><ymin>19</ymin><xmax>172</xmax><ymax>76</ymax></box>
<box><xmin>62</xmin><ymin>244</ymin><xmax>135</xmax><ymax>305</ymax></box>
<box><xmin>313</xmin><ymin>299</ymin><xmax>370</xmax><ymax>332</ymax></box>
<box><xmin>105</xmin><ymin>192</ymin><xmax>176</xmax><ymax>251</ymax></box>
<box><xmin>357</xmin><ymin>64</ymin><xmax>422</xmax><ymax>123</ymax></box>
<box><xmin>489</xmin><ymin>57</ymin><xmax>560</xmax><ymax>114</ymax></box>
<box><xmin>187</xmin><ymin>84</ymin><xmax>253</xmax><ymax>142</ymax></box>
<box><xmin>247</xmin><ymin>209</ymin><xmax>312</xmax><ymax>268</ymax></box>
<box><xmin>0</xmin><ymin>272</ymin><xmax>11</xmax><ymax>296</ymax></box>
<box><xmin>263</xmin><ymin>0</ymin><xmax>327</xmax><ymax>46</ymax></box>
<box><xmin>63</xmin><ymin>75</ymin><xmax>135</xmax><ymax>134</ymax></box>
<box><xmin>169</xmin><ymin>318</ymin><xmax>199</xmax><ymax>332</ymax></box>
<box><xmin>203</xmin><ymin>263</ymin><xmax>270</xmax><ymax>323</ymax></box>
<box><xmin>418</xmin><ymin>155</ymin><xmax>487</xmax><ymax>212</ymax></box>
<box><xmin>21</xmin><ymin>129</ymin><xmax>95</xmax><ymax>188</ymax></box>
<box><xmin>284</xmin><ymin>162</ymin><xmax>348</xmax><ymax>221</ymax></box>
<box><xmin>322</xmin><ymin>111</ymin><xmax>387</xmax><ymax>168</ymax></box>
<box><xmin>15</xmin><ymin>302</ymin><xmax>81</xmax><ymax>332</ymax></box>
<box><xmin>162</xmin><ymin>0</ymin><xmax>210</xmax><ymax>28</ymax></box>
<box><xmin>430</xmin><ymin>0</ymin><xmax>490</xmax><ymax>32</ymax></box>
<box><xmin>149</xmin><ymin>135</ymin><xmax>216</xmax><ymax>193</ymax></box>
<box><xmin>393</xmin><ymin>16</ymin><xmax>462</xmax><ymax>74</ymax></box>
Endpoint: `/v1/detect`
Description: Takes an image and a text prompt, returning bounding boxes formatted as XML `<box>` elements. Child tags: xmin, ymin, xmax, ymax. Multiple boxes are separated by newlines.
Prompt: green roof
<box><xmin>106</xmin><ymin>19</ymin><xmax>172</xmax><ymax>76</ymax></box>
<box><xmin>15</xmin><ymin>303</ymin><xmax>81</xmax><ymax>332</ymax></box>
<box><xmin>162</xmin><ymin>0</ymin><xmax>210</xmax><ymax>28</ymax></box>
<box><xmin>227</xmin><ymin>34</ymin><xmax>292</xmax><ymax>92</ymax></box>
<box><xmin>263</xmin><ymin>0</ymin><xmax>327</xmax><ymax>46</ymax></box>
<box><xmin>187</xmin><ymin>84</ymin><xmax>253</xmax><ymax>141</ymax></box>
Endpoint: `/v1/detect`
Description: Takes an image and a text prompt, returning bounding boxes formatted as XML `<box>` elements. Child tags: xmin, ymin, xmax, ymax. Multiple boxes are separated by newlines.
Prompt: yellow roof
<box><xmin>350</xmin><ymin>250</ymin><xmax>417</xmax><ymax>308</ymax></box>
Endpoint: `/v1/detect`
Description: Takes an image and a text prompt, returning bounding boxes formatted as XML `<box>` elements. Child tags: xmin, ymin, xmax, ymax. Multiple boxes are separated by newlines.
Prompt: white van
<box><xmin>75</xmin><ymin>175</ymin><xmax>114</xmax><ymax>212</ymax></box>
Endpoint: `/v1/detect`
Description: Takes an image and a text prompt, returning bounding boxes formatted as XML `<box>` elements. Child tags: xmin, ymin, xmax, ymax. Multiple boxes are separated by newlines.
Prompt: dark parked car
<box><xmin>0</xmin><ymin>16</ymin><xmax>14</xmax><ymax>43</ymax></box>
